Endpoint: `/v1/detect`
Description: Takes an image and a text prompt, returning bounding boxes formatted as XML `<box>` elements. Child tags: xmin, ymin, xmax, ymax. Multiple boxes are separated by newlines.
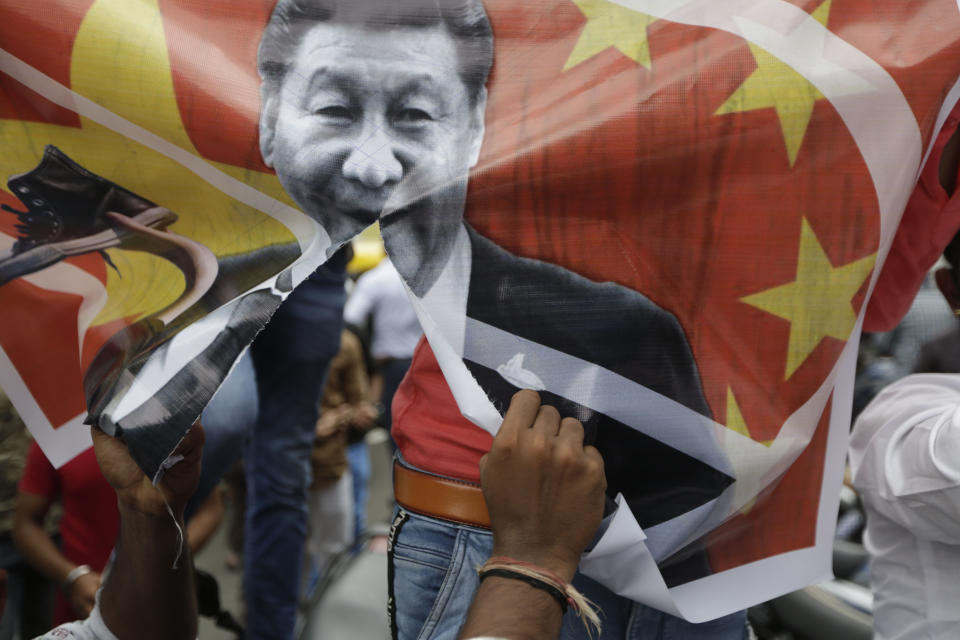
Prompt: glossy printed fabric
<box><xmin>3</xmin><ymin>0</ymin><xmax>960</xmax><ymax>620</ymax></box>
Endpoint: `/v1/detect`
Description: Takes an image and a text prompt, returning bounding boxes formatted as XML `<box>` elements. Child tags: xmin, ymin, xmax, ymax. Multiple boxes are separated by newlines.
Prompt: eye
<box><xmin>395</xmin><ymin>108</ymin><xmax>434</xmax><ymax>124</ymax></box>
<box><xmin>313</xmin><ymin>105</ymin><xmax>353</xmax><ymax>121</ymax></box>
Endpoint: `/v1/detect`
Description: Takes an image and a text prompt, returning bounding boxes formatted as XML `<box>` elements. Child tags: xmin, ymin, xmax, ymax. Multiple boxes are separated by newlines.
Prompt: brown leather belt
<box><xmin>393</xmin><ymin>460</ymin><xmax>491</xmax><ymax>529</ymax></box>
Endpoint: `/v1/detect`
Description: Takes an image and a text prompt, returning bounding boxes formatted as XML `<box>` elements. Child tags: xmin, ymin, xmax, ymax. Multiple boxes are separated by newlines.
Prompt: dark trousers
<box><xmin>243</xmin><ymin>261</ymin><xmax>346</xmax><ymax>640</ymax></box>
<box><xmin>0</xmin><ymin>535</ymin><xmax>55</xmax><ymax>640</ymax></box>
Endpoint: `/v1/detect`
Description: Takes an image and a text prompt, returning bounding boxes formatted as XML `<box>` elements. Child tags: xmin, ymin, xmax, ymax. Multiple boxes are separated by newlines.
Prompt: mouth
<box><xmin>303</xmin><ymin>189</ymin><xmax>387</xmax><ymax>229</ymax></box>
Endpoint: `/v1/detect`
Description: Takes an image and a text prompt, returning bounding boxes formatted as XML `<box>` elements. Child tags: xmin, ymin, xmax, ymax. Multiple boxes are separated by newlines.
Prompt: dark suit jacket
<box><xmin>462</xmin><ymin>227</ymin><xmax>732</xmax><ymax>585</ymax></box>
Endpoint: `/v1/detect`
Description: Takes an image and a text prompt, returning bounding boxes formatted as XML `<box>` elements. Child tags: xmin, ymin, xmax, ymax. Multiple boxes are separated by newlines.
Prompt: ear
<box><xmin>467</xmin><ymin>86</ymin><xmax>488</xmax><ymax>169</ymax></box>
<box><xmin>935</xmin><ymin>267</ymin><xmax>960</xmax><ymax>312</ymax></box>
<box><xmin>259</xmin><ymin>84</ymin><xmax>280</xmax><ymax>168</ymax></box>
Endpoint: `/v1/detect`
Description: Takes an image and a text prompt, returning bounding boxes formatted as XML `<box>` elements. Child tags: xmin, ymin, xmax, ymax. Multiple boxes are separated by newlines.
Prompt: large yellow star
<box><xmin>741</xmin><ymin>218</ymin><xmax>875</xmax><ymax>381</ymax></box>
<box><xmin>0</xmin><ymin>0</ymin><xmax>298</xmax><ymax>326</ymax></box>
<box><xmin>564</xmin><ymin>0</ymin><xmax>658</xmax><ymax>72</ymax></box>
<box><xmin>715</xmin><ymin>0</ymin><xmax>832</xmax><ymax>166</ymax></box>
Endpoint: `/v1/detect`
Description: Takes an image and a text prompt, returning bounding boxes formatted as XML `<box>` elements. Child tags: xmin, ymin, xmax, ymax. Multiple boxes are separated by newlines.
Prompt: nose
<box><xmin>342</xmin><ymin>125</ymin><xmax>403</xmax><ymax>190</ymax></box>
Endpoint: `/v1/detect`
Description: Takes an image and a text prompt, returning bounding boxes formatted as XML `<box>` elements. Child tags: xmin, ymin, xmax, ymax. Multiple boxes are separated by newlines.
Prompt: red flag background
<box><xmin>4</xmin><ymin>0</ymin><xmax>960</xmax><ymax>581</ymax></box>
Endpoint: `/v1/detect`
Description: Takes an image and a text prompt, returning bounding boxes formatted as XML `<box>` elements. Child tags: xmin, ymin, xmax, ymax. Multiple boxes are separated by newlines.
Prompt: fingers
<box><xmin>557</xmin><ymin>417</ymin><xmax>585</xmax><ymax>448</ymax></box>
<box><xmin>90</xmin><ymin>425</ymin><xmax>108</xmax><ymax>445</ymax></box>
<box><xmin>495</xmin><ymin>394</ymin><xmax>600</xmax><ymax>488</ymax></box>
<box><xmin>498</xmin><ymin>390</ymin><xmax>542</xmax><ymax>441</ymax></box>
<box><xmin>532</xmin><ymin>404</ymin><xmax>561</xmax><ymax>437</ymax></box>
<box><xmin>584</xmin><ymin>445</ymin><xmax>607</xmax><ymax>492</ymax></box>
<box><xmin>583</xmin><ymin>445</ymin><xmax>604</xmax><ymax>467</ymax></box>
<box><xmin>90</xmin><ymin>424</ymin><xmax>129</xmax><ymax>459</ymax></box>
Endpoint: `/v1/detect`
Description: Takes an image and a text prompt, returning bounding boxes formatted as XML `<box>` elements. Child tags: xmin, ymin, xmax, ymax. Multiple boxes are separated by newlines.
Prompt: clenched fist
<box><xmin>480</xmin><ymin>390</ymin><xmax>607</xmax><ymax>582</ymax></box>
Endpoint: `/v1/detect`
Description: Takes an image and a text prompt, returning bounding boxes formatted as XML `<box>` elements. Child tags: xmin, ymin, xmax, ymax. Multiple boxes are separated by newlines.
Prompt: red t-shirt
<box><xmin>392</xmin><ymin>339</ymin><xmax>492</xmax><ymax>484</ymax></box>
<box><xmin>19</xmin><ymin>442</ymin><xmax>119</xmax><ymax>625</ymax></box>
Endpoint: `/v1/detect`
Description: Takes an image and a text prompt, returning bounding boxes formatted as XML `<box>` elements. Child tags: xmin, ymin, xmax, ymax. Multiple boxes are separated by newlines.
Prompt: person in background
<box><xmin>13</xmin><ymin>437</ymin><xmax>223</xmax><ymax>630</ymax></box>
<box><xmin>14</xmin><ymin>437</ymin><xmax>118</xmax><ymax>627</ymax></box>
<box><xmin>912</xmin><ymin>269</ymin><xmax>960</xmax><ymax>371</ymax></box>
<box><xmin>305</xmin><ymin>329</ymin><xmax>377</xmax><ymax>588</ymax></box>
<box><xmin>868</xmin><ymin>274</ymin><xmax>957</xmax><ymax>375</ymax></box>
<box><xmin>344</xmin><ymin>257</ymin><xmax>421</xmax><ymax>547</ymax></box>
<box><xmin>184</xmin><ymin>350</ymin><xmax>258</xmax><ymax>525</ymax></box>
<box><xmin>0</xmin><ymin>391</ymin><xmax>55</xmax><ymax>639</ymax></box>
<box><xmin>244</xmin><ymin>254</ymin><xmax>347</xmax><ymax>639</ymax></box>
<box><xmin>34</xmin><ymin>423</ymin><xmax>203</xmax><ymax>640</ymax></box>
<box><xmin>344</xmin><ymin>257</ymin><xmax>421</xmax><ymax>433</ymax></box>
<box><xmin>221</xmin><ymin>461</ymin><xmax>246</xmax><ymax>572</ymax></box>
<box><xmin>850</xmin><ymin>229</ymin><xmax>960</xmax><ymax>640</ymax></box>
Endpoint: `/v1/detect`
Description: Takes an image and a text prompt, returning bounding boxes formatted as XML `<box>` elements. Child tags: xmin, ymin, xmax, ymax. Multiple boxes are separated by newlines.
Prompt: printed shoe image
<box><xmin>0</xmin><ymin>145</ymin><xmax>179</xmax><ymax>286</ymax></box>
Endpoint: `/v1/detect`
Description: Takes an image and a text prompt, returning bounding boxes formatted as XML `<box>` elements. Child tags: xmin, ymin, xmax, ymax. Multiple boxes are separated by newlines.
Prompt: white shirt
<box><xmin>344</xmin><ymin>258</ymin><xmax>422</xmax><ymax>360</ymax></box>
<box><xmin>34</xmin><ymin>603</ymin><xmax>117</xmax><ymax>640</ymax></box>
<box><xmin>849</xmin><ymin>374</ymin><xmax>960</xmax><ymax>640</ymax></box>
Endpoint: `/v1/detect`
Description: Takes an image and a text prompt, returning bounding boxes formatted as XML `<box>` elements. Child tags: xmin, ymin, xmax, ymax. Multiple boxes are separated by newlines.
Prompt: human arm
<box><xmin>12</xmin><ymin>445</ymin><xmax>101</xmax><ymax>618</ymax></box>
<box><xmin>458</xmin><ymin>391</ymin><xmax>606</xmax><ymax>640</ymax></box>
<box><xmin>185</xmin><ymin>486</ymin><xmax>224</xmax><ymax>554</ymax></box>
<box><xmin>92</xmin><ymin>424</ymin><xmax>203</xmax><ymax>640</ymax></box>
<box><xmin>318</xmin><ymin>332</ymin><xmax>377</xmax><ymax>437</ymax></box>
<box><xmin>340</xmin><ymin>332</ymin><xmax>378</xmax><ymax>431</ymax></box>
<box><xmin>850</xmin><ymin>374</ymin><xmax>960</xmax><ymax>542</ymax></box>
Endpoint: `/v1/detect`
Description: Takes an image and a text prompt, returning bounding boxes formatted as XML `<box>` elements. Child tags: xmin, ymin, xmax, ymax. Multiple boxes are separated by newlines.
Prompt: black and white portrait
<box><xmin>256</xmin><ymin>0</ymin><xmax>733</xmax><ymax>582</ymax></box>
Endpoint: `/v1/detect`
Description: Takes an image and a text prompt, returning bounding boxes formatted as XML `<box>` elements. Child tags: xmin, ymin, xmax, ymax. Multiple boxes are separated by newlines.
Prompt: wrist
<box><xmin>63</xmin><ymin>564</ymin><xmax>92</xmax><ymax>592</ymax></box>
<box><xmin>490</xmin><ymin>544</ymin><xmax>579</xmax><ymax>583</ymax></box>
<box><xmin>118</xmin><ymin>498</ymin><xmax>183</xmax><ymax>524</ymax></box>
<box><xmin>114</xmin><ymin>479</ymin><xmax>188</xmax><ymax>519</ymax></box>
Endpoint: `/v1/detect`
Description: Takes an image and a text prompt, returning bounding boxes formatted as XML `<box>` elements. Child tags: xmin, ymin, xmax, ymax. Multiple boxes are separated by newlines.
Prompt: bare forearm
<box><xmin>12</xmin><ymin>519</ymin><xmax>74</xmax><ymax>584</ymax></box>
<box><xmin>101</xmin><ymin>505</ymin><xmax>197</xmax><ymax>640</ymax></box>
<box><xmin>459</xmin><ymin>577</ymin><xmax>564</xmax><ymax>640</ymax></box>
<box><xmin>186</xmin><ymin>490</ymin><xmax>224</xmax><ymax>554</ymax></box>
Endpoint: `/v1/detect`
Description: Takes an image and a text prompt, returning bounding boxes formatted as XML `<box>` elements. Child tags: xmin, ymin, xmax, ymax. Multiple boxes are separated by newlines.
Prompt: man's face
<box><xmin>261</xmin><ymin>21</ymin><xmax>486</xmax><ymax>254</ymax></box>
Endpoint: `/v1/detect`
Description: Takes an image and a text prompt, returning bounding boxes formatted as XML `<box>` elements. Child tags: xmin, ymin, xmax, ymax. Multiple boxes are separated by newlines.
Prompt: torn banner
<box><xmin>4</xmin><ymin>0</ymin><xmax>960</xmax><ymax>622</ymax></box>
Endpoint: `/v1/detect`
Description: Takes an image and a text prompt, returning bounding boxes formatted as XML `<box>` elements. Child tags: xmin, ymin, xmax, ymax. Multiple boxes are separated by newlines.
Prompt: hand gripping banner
<box><xmin>4</xmin><ymin>0</ymin><xmax>960</xmax><ymax>620</ymax></box>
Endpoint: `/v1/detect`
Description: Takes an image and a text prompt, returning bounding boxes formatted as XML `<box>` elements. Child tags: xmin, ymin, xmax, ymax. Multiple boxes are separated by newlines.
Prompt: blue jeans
<box><xmin>388</xmin><ymin>509</ymin><xmax>749</xmax><ymax>640</ymax></box>
<box><xmin>347</xmin><ymin>441</ymin><xmax>370</xmax><ymax>545</ymax></box>
<box><xmin>184</xmin><ymin>349</ymin><xmax>258</xmax><ymax>521</ymax></box>
<box><xmin>244</xmin><ymin>260</ymin><xmax>346</xmax><ymax>640</ymax></box>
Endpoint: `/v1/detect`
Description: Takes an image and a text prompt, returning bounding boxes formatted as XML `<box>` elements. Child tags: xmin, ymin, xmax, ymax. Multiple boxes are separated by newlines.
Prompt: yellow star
<box><xmin>715</xmin><ymin>0</ymin><xmax>832</xmax><ymax>166</ymax></box>
<box><xmin>0</xmin><ymin>0</ymin><xmax>297</xmax><ymax>326</ymax></box>
<box><xmin>564</xmin><ymin>0</ymin><xmax>658</xmax><ymax>72</ymax></box>
<box><xmin>725</xmin><ymin>387</ymin><xmax>774</xmax><ymax>447</ymax></box>
<box><xmin>742</xmin><ymin>218</ymin><xmax>875</xmax><ymax>380</ymax></box>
